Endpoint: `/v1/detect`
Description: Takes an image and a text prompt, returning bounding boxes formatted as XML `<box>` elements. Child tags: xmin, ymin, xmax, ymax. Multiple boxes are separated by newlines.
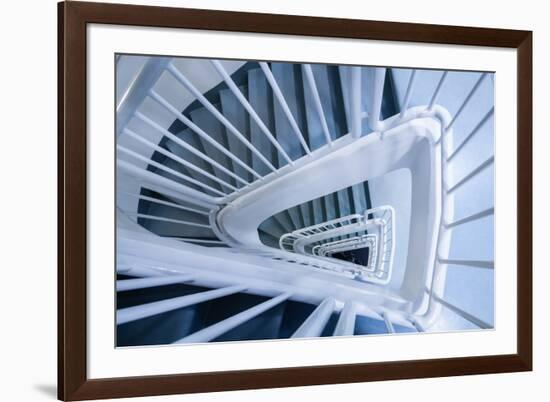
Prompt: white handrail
<box><xmin>116</xmin><ymin>61</ymin><xmax>494</xmax><ymax>333</ymax></box>
<box><xmin>279</xmin><ymin>206</ymin><xmax>395</xmax><ymax>283</ymax></box>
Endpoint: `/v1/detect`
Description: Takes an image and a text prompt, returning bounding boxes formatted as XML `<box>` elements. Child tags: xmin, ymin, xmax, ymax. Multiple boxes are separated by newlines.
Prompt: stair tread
<box><xmin>219</xmin><ymin>86</ymin><xmax>253</xmax><ymax>183</ymax></box>
<box><xmin>189</xmin><ymin>106</ymin><xmax>237</xmax><ymax>188</ymax></box>
<box><xmin>163</xmin><ymin>128</ymin><xmax>222</xmax><ymax>193</ymax></box>
<box><xmin>247</xmin><ymin>68</ymin><xmax>279</xmax><ymax>174</ymax></box>
<box><xmin>271</xmin><ymin>63</ymin><xmax>308</xmax><ymax>162</ymax></box>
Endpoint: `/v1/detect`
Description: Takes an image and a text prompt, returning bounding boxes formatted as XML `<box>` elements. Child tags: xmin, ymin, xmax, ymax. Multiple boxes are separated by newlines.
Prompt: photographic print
<box><xmin>59</xmin><ymin>4</ymin><xmax>532</xmax><ymax>398</ymax></box>
<box><xmin>115</xmin><ymin>55</ymin><xmax>494</xmax><ymax>347</ymax></box>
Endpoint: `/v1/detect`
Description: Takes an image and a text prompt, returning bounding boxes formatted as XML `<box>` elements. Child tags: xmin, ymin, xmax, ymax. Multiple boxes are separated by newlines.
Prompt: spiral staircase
<box><xmin>116</xmin><ymin>55</ymin><xmax>494</xmax><ymax>346</ymax></box>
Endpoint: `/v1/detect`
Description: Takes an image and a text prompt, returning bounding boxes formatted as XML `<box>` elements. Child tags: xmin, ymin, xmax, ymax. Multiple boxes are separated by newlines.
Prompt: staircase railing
<box><xmin>278</xmin><ymin>206</ymin><xmax>395</xmax><ymax>284</ymax></box>
<box><xmin>116</xmin><ymin>57</ymin><xmax>494</xmax><ymax>333</ymax></box>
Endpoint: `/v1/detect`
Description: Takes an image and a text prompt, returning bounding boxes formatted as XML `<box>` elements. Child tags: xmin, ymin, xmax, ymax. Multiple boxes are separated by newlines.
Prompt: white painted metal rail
<box><xmin>115</xmin><ymin>57</ymin><xmax>495</xmax><ymax>335</ymax></box>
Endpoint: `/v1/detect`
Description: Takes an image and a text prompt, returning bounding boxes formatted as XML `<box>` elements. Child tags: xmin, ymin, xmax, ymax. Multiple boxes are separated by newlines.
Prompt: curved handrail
<box><xmin>278</xmin><ymin>206</ymin><xmax>395</xmax><ymax>284</ymax></box>
<box><xmin>116</xmin><ymin>59</ymin><xmax>493</xmax><ymax>331</ymax></box>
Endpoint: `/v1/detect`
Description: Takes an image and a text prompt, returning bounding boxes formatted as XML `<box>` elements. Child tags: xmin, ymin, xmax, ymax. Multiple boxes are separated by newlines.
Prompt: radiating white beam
<box><xmin>167</xmin><ymin>62</ymin><xmax>277</xmax><ymax>172</ymax></box>
<box><xmin>117</xmin><ymin>285</ymin><xmax>246</xmax><ymax>325</ymax></box>
<box><xmin>368</xmin><ymin>68</ymin><xmax>386</xmax><ymax>132</ymax></box>
<box><xmin>124</xmin><ymin>212</ymin><xmax>211</xmax><ymax>228</ymax></box>
<box><xmin>118</xmin><ymin>192</ymin><xmax>209</xmax><ymax>216</ymax></box>
<box><xmin>134</xmin><ymin>111</ymin><xmax>252</xmax><ymax>186</ymax></box>
<box><xmin>350</xmin><ymin>67</ymin><xmax>363</xmax><ymax>139</ymax></box>
<box><xmin>124</xmin><ymin>128</ymin><xmax>238</xmax><ymax>191</ymax></box>
<box><xmin>117</xmin><ymin>144</ymin><xmax>226</xmax><ymax>196</ymax></box>
<box><xmin>175</xmin><ymin>292</ymin><xmax>292</xmax><ymax>343</ymax></box>
<box><xmin>117</xmin><ymin>57</ymin><xmax>169</xmax><ymax>137</ymax></box>
<box><xmin>445</xmin><ymin>207</ymin><xmax>494</xmax><ymax>229</ymax></box>
<box><xmin>438</xmin><ymin>258</ymin><xmax>494</xmax><ymax>269</ymax></box>
<box><xmin>446</xmin><ymin>156</ymin><xmax>494</xmax><ymax>194</ymax></box>
<box><xmin>292</xmin><ymin>297</ymin><xmax>336</xmax><ymax>338</ymax></box>
<box><xmin>445</xmin><ymin>73</ymin><xmax>488</xmax><ymax>131</ymax></box>
<box><xmin>211</xmin><ymin>60</ymin><xmax>294</xmax><ymax>164</ymax></box>
<box><xmin>447</xmin><ymin>107</ymin><xmax>494</xmax><ymax>162</ymax></box>
<box><xmin>380</xmin><ymin>312</ymin><xmax>395</xmax><ymax>333</ymax></box>
<box><xmin>169</xmin><ymin>237</ymin><xmax>225</xmax><ymax>245</ymax></box>
<box><xmin>409</xmin><ymin>318</ymin><xmax>425</xmax><ymax>332</ymax></box>
<box><xmin>259</xmin><ymin>62</ymin><xmax>311</xmax><ymax>154</ymax></box>
<box><xmin>333</xmin><ymin>302</ymin><xmax>356</xmax><ymax>336</ymax></box>
<box><xmin>116</xmin><ymin>159</ymin><xmax>219</xmax><ymax>209</ymax></box>
<box><xmin>302</xmin><ymin>64</ymin><xmax>333</xmax><ymax>145</ymax></box>
<box><xmin>148</xmin><ymin>89</ymin><xmax>261</xmax><ymax>182</ymax></box>
<box><xmin>433</xmin><ymin>294</ymin><xmax>492</xmax><ymax>329</ymax></box>
<box><xmin>399</xmin><ymin>69</ymin><xmax>417</xmax><ymax>118</ymax></box>
<box><xmin>117</xmin><ymin>274</ymin><xmax>193</xmax><ymax>292</ymax></box>
<box><xmin>428</xmin><ymin>71</ymin><xmax>448</xmax><ymax>110</ymax></box>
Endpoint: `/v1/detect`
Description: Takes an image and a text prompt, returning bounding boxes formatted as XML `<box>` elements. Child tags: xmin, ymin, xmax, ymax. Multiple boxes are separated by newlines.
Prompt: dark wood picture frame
<box><xmin>58</xmin><ymin>1</ymin><xmax>532</xmax><ymax>400</ymax></box>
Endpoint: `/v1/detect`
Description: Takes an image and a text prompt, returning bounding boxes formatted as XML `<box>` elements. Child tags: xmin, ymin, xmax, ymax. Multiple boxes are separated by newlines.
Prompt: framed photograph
<box><xmin>58</xmin><ymin>1</ymin><xmax>532</xmax><ymax>400</ymax></box>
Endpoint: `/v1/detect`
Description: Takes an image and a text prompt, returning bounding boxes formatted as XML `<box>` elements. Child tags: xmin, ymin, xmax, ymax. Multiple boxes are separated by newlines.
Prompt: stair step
<box><xmin>258</xmin><ymin>220</ymin><xmax>285</xmax><ymax>239</ymax></box>
<box><xmin>258</xmin><ymin>229</ymin><xmax>282</xmax><ymax>248</ymax></box>
<box><xmin>311</xmin><ymin>197</ymin><xmax>326</xmax><ymax>225</ymax></box>
<box><xmin>302</xmin><ymin>64</ymin><xmax>348</xmax><ymax>149</ymax></box>
<box><xmin>219</xmin><ymin>86</ymin><xmax>253</xmax><ymax>183</ymax></box>
<box><xmin>271</xmin><ymin>63</ymin><xmax>308</xmax><ymax>162</ymax></box>
<box><xmin>273</xmin><ymin>211</ymin><xmax>296</xmax><ymax>233</ymax></box>
<box><xmin>163</xmin><ymin>128</ymin><xmax>222</xmax><ymax>193</ymax></box>
<box><xmin>338</xmin><ymin>66</ymin><xmax>351</xmax><ymax>134</ymax></box>
<box><xmin>189</xmin><ymin>106</ymin><xmax>237</xmax><ymax>188</ymax></box>
<box><xmin>298</xmin><ymin>203</ymin><xmax>311</xmax><ymax>228</ymax></box>
<box><xmin>354</xmin><ymin>315</ymin><xmax>388</xmax><ymax>335</ymax></box>
<box><xmin>336</xmin><ymin>188</ymin><xmax>352</xmax><ymax>217</ymax></box>
<box><xmin>350</xmin><ymin>184</ymin><xmax>367</xmax><ymax>214</ymax></box>
<box><xmin>323</xmin><ymin>193</ymin><xmax>338</xmax><ymax>222</ymax></box>
<box><xmin>247</xmin><ymin>68</ymin><xmax>279</xmax><ymax>174</ymax></box>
